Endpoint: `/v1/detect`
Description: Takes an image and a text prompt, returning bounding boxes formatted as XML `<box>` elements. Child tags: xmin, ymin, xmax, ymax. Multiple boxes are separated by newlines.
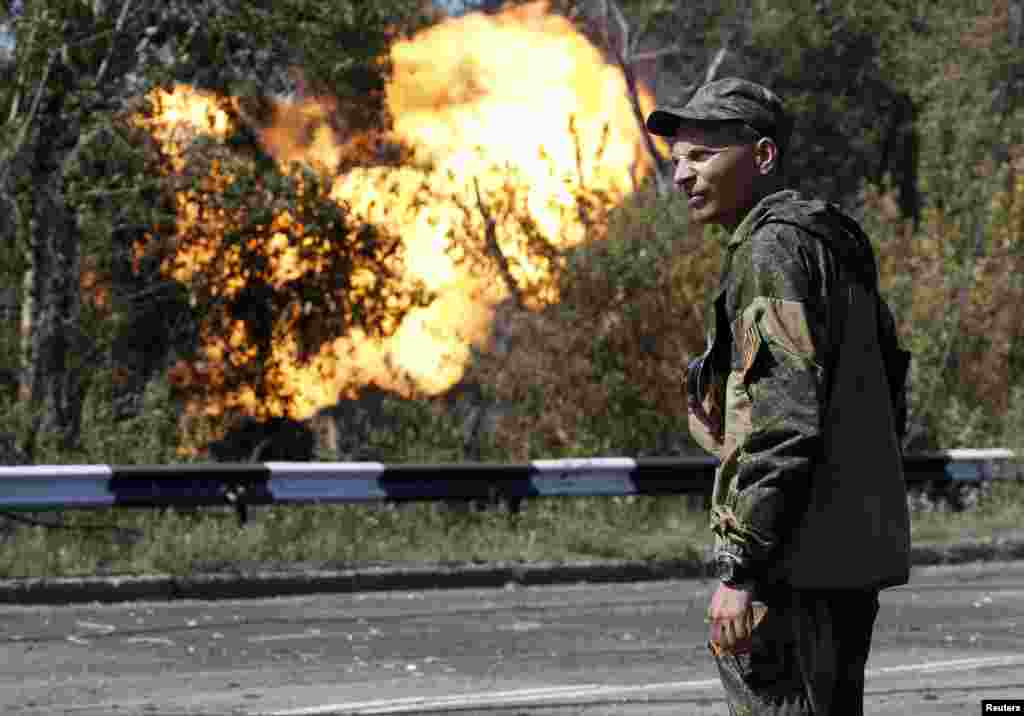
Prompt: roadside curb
<box><xmin>3</xmin><ymin>540</ymin><xmax>1024</xmax><ymax>605</ymax></box>
<box><xmin>0</xmin><ymin>558</ymin><xmax>709</xmax><ymax>605</ymax></box>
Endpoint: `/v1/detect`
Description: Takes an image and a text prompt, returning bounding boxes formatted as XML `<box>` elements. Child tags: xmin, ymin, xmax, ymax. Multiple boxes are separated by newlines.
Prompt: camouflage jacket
<box><xmin>689</xmin><ymin>190</ymin><xmax>911</xmax><ymax>591</ymax></box>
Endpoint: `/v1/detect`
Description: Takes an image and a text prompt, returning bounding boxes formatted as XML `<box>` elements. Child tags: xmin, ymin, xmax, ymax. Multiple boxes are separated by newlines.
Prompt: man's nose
<box><xmin>674</xmin><ymin>161</ymin><xmax>694</xmax><ymax>190</ymax></box>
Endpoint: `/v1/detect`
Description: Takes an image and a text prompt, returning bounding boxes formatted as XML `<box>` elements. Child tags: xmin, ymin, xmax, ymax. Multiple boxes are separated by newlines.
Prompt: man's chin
<box><xmin>687</xmin><ymin>208</ymin><xmax>717</xmax><ymax>227</ymax></box>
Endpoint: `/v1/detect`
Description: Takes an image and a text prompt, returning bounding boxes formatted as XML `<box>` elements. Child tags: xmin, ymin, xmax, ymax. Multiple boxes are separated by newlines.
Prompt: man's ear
<box><xmin>754</xmin><ymin>137</ymin><xmax>779</xmax><ymax>176</ymax></box>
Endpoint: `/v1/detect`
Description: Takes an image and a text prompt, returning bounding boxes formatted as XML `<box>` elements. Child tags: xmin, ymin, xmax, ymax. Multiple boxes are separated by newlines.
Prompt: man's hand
<box><xmin>707</xmin><ymin>582</ymin><xmax>758</xmax><ymax>654</ymax></box>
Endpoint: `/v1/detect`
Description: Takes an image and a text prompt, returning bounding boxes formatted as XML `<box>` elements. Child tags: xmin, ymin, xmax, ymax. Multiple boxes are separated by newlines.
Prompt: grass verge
<box><xmin>910</xmin><ymin>481</ymin><xmax>1024</xmax><ymax>545</ymax></box>
<box><xmin>1</xmin><ymin>483</ymin><xmax>1022</xmax><ymax>579</ymax></box>
<box><xmin>0</xmin><ymin>495</ymin><xmax>708</xmax><ymax>579</ymax></box>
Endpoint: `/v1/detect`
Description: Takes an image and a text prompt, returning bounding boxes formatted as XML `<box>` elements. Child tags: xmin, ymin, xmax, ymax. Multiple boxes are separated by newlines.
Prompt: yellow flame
<box><xmin>138</xmin><ymin>1</ymin><xmax>661</xmax><ymax>420</ymax></box>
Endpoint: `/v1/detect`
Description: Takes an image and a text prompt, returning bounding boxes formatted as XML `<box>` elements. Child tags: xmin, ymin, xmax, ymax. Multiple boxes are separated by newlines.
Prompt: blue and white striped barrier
<box><xmin>0</xmin><ymin>457</ymin><xmax>712</xmax><ymax>511</ymax></box>
<box><xmin>0</xmin><ymin>450</ymin><xmax>1017</xmax><ymax>513</ymax></box>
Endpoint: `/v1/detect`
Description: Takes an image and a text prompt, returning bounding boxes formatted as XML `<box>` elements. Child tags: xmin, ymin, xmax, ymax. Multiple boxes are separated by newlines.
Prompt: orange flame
<box><xmin>138</xmin><ymin>1</ymin><xmax>661</xmax><ymax>421</ymax></box>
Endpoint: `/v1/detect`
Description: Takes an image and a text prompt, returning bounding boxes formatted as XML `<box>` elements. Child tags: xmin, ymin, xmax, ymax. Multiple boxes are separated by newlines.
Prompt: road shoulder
<box><xmin>3</xmin><ymin>536</ymin><xmax>1024</xmax><ymax>605</ymax></box>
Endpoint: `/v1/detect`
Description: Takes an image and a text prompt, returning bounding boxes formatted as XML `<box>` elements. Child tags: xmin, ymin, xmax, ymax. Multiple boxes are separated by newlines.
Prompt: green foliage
<box><xmin>0</xmin><ymin>493</ymin><xmax>711</xmax><ymax>578</ymax></box>
<box><xmin>365</xmin><ymin>397</ymin><xmax>479</xmax><ymax>463</ymax></box>
<box><xmin>143</xmin><ymin>127</ymin><xmax>434</xmax><ymax>420</ymax></box>
<box><xmin>226</xmin><ymin>0</ymin><xmax>436</xmax><ymax>130</ymax></box>
<box><xmin>745</xmin><ymin>2</ymin><xmax>917</xmax><ymax>209</ymax></box>
<box><xmin>312</xmin><ymin>391</ymin><xmax>487</xmax><ymax>464</ymax></box>
<box><xmin>911</xmin><ymin>480</ymin><xmax>1024</xmax><ymax>543</ymax></box>
<box><xmin>559</xmin><ymin>190</ymin><xmax>715</xmax><ymax>456</ymax></box>
<box><xmin>5</xmin><ymin>0</ymin><xmax>1024</xmax><ymax>582</ymax></box>
<box><xmin>0</xmin><ymin>367</ymin><xmax>186</xmax><ymax>465</ymax></box>
<box><xmin>5</xmin><ymin>479</ymin><xmax>1024</xmax><ymax>577</ymax></box>
<box><xmin>1</xmin><ymin>0</ymin><xmax>1021</xmax><ymax>465</ymax></box>
<box><xmin>0</xmin><ymin>0</ymin><xmax>441</xmax><ymax>456</ymax></box>
<box><xmin>77</xmin><ymin>373</ymin><xmax>188</xmax><ymax>465</ymax></box>
<box><xmin>476</xmin><ymin>179</ymin><xmax>715</xmax><ymax>459</ymax></box>
<box><xmin>1000</xmin><ymin>385</ymin><xmax>1024</xmax><ymax>457</ymax></box>
<box><xmin>867</xmin><ymin>1</ymin><xmax>1022</xmax><ymax>449</ymax></box>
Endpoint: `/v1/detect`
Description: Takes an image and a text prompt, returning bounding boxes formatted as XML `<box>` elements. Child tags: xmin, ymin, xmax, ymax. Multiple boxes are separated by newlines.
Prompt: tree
<box><xmin>0</xmin><ymin>1</ymin><xmax>135</xmax><ymax>454</ymax></box>
<box><xmin>0</xmin><ymin>0</ymin><xmax>435</xmax><ymax>457</ymax></box>
<box><xmin>549</xmin><ymin>0</ymin><xmax>761</xmax><ymax>197</ymax></box>
<box><xmin>881</xmin><ymin>0</ymin><xmax>1024</xmax><ymax>445</ymax></box>
<box><xmin>136</xmin><ymin>105</ymin><xmax>432</xmax><ymax>422</ymax></box>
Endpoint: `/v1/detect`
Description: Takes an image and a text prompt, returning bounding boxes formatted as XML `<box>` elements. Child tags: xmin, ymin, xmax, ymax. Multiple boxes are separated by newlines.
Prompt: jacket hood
<box><xmin>731</xmin><ymin>190</ymin><xmax>878</xmax><ymax>290</ymax></box>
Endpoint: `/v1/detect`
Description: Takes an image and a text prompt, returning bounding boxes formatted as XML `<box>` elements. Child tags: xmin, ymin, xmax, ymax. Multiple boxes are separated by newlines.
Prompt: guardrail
<box><xmin>0</xmin><ymin>449</ymin><xmax>1019</xmax><ymax>524</ymax></box>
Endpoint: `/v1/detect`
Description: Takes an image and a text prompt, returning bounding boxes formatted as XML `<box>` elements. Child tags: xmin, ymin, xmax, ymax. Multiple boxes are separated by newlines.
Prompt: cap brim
<box><xmin>645</xmin><ymin>109</ymin><xmax>687</xmax><ymax>137</ymax></box>
<box><xmin>646</xmin><ymin>106</ymin><xmax>746</xmax><ymax>137</ymax></box>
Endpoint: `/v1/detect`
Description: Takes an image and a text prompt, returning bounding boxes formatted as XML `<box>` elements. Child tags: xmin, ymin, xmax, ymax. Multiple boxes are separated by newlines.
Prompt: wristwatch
<box><xmin>715</xmin><ymin>555</ymin><xmax>754</xmax><ymax>590</ymax></box>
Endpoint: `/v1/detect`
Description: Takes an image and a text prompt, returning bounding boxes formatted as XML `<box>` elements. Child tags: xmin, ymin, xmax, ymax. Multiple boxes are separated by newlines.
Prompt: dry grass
<box><xmin>910</xmin><ymin>481</ymin><xmax>1024</xmax><ymax>545</ymax></box>
<box><xmin>470</xmin><ymin>182</ymin><xmax>719</xmax><ymax>460</ymax></box>
<box><xmin>0</xmin><ymin>496</ymin><xmax>710</xmax><ymax>579</ymax></box>
<box><xmin>2</xmin><ymin>484</ymin><xmax>1022</xmax><ymax>579</ymax></box>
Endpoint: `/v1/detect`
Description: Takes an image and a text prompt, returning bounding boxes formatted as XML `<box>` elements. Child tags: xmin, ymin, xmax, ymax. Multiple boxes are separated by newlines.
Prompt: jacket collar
<box><xmin>727</xmin><ymin>189</ymin><xmax>801</xmax><ymax>249</ymax></box>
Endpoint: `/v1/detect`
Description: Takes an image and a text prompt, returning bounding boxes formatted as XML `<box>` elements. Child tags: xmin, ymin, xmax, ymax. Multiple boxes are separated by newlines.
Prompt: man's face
<box><xmin>670</xmin><ymin>124</ymin><xmax>761</xmax><ymax>232</ymax></box>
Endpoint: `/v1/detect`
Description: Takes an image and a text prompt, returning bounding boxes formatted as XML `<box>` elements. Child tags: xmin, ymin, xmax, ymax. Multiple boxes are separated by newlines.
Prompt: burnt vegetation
<box><xmin>0</xmin><ymin>0</ymin><xmax>1021</xmax><ymax>471</ymax></box>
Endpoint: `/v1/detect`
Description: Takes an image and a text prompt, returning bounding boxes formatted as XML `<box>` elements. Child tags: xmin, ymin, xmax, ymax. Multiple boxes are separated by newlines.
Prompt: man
<box><xmin>646</xmin><ymin>78</ymin><xmax>911</xmax><ymax>714</ymax></box>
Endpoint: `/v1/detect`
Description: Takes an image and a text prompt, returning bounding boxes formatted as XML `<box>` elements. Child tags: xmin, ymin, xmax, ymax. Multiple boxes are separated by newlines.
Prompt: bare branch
<box><xmin>570</xmin><ymin>114</ymin><xmax>584</xmax><ymax>187</ymax></box>
<box><xmin>6</xmin><ymin>13</ymin><xmax>39</xmax><ymax>123</ymax></box>
<box><xmin>473</xmin><ymin>177</ymin><xmax>523</xmax><ymax>309</ymax></box>
<box><xmin>75</xmin><ymin>185</ymin><xmax>154</xmax><ymax>199</ymax></box>
<box><xmin>579</xmin><ymin>0</ymin><xmax>675</xmax><ymax>193</ymax></box>
<box><xmin>631</xmin><ymin>44</ymin><xmax>681</xmax><ymax>63</ymax></box>
<box><xmin>0</xmin><ymin>185</ymin><xmax>17</xmax><ymax>248</ymax></box>
<box><xmin>705</xmin><ymin>46</ymin><xmax>728</xmax><ymax>85</ymax></box>
<box><xmin>0</xmin><ymin>46</ymin><xmax>56</xmax><ymax>185</ymax></box>
<box><xmin>588</xmin><ymin>0</ymin><xmax>671</xmax><ymax>195</ymax></box>
<box><xmin>58</xmin><ymin>27</ymin><xmax>118</xmax><ymax>51</ymax></box>
<box><xmin>113</xmin><ymin>279</ymin><xmax>185</xmax><ymax>303</ymax></box>
<box><xmin>595</xmin><ymin>120</ymin><xmax>610</xmax><ymax>165</ymax></box>
<box><xmin>598</xmin><ymin>0</ymin><xmax>609</xmax><ymax>54</ymax></box>
<box><xmin>609</xmin><ymin>0</ymin><xmax>628</xmax><ymax>57</ymax></box>
<box><xmin>628</xmin><ymin>28</ymin><xmax>642</xmax><ymax>57</ymax></box>
<box><xmin>95</xmin><ymin>0</ymin><xmax>135</xmax><ymax>88</ymax></box>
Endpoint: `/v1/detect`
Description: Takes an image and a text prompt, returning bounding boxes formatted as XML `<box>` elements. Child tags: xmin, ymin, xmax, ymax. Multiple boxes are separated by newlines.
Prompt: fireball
<box><xmin>136</xmin><ymin>1</ymin><xmax>661</xmax><ymax>421</ymax></box>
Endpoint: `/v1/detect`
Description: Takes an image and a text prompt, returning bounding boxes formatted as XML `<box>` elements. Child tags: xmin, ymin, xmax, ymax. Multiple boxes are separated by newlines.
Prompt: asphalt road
<box><xmin>3</xmin><ymin>561</ymin><xmax>1024</xmax><ymax>715</ymax></box>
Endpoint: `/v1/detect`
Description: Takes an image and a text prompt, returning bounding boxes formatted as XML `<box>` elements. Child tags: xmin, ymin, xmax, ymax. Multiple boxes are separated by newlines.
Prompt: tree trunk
<box><xmin>17</xmin><ymin>264</ymin><xmax>32</xmax><ymax>402</ymax></box>
<box><xmin>17</xmin><ymin>61</ymin><xmax>85</xmax><ymax>452</ymax></box>
<box><xmin>23</xmin><ymin>175</ymin><xmax>83</xmax><ymax>451</ymax></box>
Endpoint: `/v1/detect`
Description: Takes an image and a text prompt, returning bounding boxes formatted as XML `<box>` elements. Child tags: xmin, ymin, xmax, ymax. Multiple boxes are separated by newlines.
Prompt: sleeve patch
<box><xmin>734</xmin><ymin>296</ymin><xmax>820</xmax><ymax>368</ymax></box>
<box><xmin>741</xmin><ymin>322</ymin><xmax>760</xmax><ymax>376</ymax></box>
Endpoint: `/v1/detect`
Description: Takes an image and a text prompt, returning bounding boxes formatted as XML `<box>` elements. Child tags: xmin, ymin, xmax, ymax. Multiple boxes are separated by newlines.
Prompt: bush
<box><xmin>862</xmin><ymin>161</ymin><xmax>1024</xmax><ymax>451</ymax></box>
<box><xmin>473</xmin><ymin>180</ymin><xmax>719</xmax><ymax>459</ymax></box>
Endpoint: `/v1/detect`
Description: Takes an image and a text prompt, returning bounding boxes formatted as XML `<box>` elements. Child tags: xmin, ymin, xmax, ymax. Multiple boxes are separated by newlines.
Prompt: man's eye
<box><xmin>672</xmin><ymin>151</ymin><xmax>714</xmax><ymax>166</ymax></box>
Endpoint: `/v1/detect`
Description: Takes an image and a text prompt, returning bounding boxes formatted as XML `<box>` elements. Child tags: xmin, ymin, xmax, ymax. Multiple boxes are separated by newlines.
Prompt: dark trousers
<box><xmin>711</xmin><ymin>587</ymin><xmax>880</xmax><ymax>715</ymax></box>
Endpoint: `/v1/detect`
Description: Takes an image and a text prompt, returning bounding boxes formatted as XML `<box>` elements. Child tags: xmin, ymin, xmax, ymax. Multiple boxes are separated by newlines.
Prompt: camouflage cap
<box><xmin>646</xmin><ymin>77</ymin><xmax>791</xmax><ymax>150</ymax></box>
